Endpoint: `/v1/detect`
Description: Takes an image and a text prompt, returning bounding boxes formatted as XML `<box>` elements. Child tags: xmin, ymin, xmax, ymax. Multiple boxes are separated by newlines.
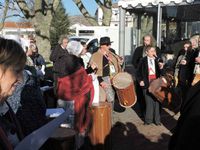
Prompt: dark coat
<box><xmin>50</xmin><ymin>45</ymin><xmax>70</xmax><ymax>76</ymax></box>
<box><xmin>132</xmin><ymin>46</ymin><xmax>145</xmax><ymax>69</ymax></box>
<box><xmin>169</xmin><ymin>81</ymin><xmax>200</xmax><ymax>150</ymax></box>
<box><xmin>174</xmin><ymin>49</ymin><xmax>194</xmax><ymax>86</ymax></box>
<box><xmin>136</xmin><ymin>56</ymin><xmax>162</xmax><ymax>89</ymax></box>
<box><xmin>50</xmin><ymin>45</ymin><xmax>84</xmax><ymax>77</ymax></box>
<box><xmin>132</xmin><ymin>46</ymin><xmax>161</xmax><ymax>69</ymax></box>
<box><xmin>16</xmin><ymin>75</ymin><xmax>47</xmax><ymax>136</ymax></box>
<box><xmin>32</xmin><ymin>53</ymin><xmax>46</xmax><ymax>68</ymax></box>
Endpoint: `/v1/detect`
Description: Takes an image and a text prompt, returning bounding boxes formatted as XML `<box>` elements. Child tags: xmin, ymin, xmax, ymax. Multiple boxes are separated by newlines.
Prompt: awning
<box><xmin>117</xmin><ymin>0</ymin><xmax>200</xmax><ymax>58</ymax></box>
<box><xmin>118</xmin><ymin>0</ymin><xmax>195</xmax><ymax>8</ymax></box>
<box><xmin>118</xmin><ymin>0</ymin><xmax>200</xmax><ymax>21</ymax></box>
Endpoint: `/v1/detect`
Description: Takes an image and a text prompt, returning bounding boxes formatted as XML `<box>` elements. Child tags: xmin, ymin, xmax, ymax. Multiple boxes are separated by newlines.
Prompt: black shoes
<box><xmin>155</xmin><ymin>123</ymin><xmax>162</xmax><ymax>126</ymax></box>
<box><xmin>144</xmin><ymin>122</ymin><xmax>162</xmax><ymax>126</ymax></box>
<box><xmin>144</xmin><ymin>122</ymin><xmax>151</xmax><ymax>125</ymax></box>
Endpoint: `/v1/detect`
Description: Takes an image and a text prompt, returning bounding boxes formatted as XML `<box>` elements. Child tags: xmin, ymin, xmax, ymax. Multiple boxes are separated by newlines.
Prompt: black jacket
<box><xmin>174</xmin><ymin>49</ymin><xmax>194</xmax><ymax>85</ymax></box>
<box><xmin>50</xmin><ymin>45</ymin><xmax>70</xmax><ymax>75</ymax></box>
<box><xmin>132</xmin><ymin>46</ymin><xmax>161</xmax><ymax>69</ymax></box>
<box><xmin>16</xmin><ymin>74</ymin><xmax>47</xmax><ymax>136</ymax></box>
<box><xmin>169</xmin><ymin>81</ymin><xmax>200</xmax><ymax>150</ymax></box>
<box><xmin>136</xmin><ymin>56</ymin><xmax>162</xmax><ymax>89</ymax></box>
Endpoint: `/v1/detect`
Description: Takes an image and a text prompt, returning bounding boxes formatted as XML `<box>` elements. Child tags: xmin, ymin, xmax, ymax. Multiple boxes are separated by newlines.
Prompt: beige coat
<box><xmin>90</xmin><ymin>49</ymin><xmax>121</xmax><ymax>77</ymax></box>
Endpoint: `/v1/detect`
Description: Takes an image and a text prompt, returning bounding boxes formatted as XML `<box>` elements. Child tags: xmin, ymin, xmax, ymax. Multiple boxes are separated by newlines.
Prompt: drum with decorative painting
<box><xmin>112</xmin><ymin>72</ymin><xmax>137</xmax><ymax>108</ymax></box>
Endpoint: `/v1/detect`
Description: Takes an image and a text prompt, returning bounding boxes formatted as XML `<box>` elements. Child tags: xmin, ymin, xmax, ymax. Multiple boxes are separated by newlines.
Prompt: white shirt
<box><xmin>147</xmin><ymin>56</ymin><xmax>156</xmax><ymax>75</ymax></box>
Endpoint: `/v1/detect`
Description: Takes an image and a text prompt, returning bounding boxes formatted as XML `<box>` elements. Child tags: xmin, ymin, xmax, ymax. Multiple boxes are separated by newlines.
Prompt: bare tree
<box><xmin>14</xmin><ymin>0</ymin><xmax>60</xmax><ymax>60</ymax></box>
<box><xmin>73</xmin><ymin>0</ymin><xmax>112</xmax><ymax>26</ymax></box>
<box><xmin>0</xmin><ymin>0</ymin><xmax>9</xmax><ymax>31</ymax></box>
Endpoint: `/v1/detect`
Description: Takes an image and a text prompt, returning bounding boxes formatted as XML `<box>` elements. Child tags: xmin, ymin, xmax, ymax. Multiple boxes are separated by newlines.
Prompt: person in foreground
<box><xmin>0</xmin><ymin>38</ymin><xmax>26</xmax><ymax>149</ymax></box>
<box><xmin>169</xmin><ymin>80</ymin><xmax>200</xmax><ymax>150</ymax></box>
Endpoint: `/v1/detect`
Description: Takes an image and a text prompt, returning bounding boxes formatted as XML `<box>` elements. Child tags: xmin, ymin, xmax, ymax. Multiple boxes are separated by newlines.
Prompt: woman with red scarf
<box><xmin>52</xmin><ymin>40</ymin><xmax>95</xmax><ymax>134</ymax></box>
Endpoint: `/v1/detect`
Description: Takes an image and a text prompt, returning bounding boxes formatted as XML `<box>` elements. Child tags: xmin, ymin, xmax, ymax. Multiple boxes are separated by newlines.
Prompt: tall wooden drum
<box><xmin>112</xmin><ymin>72</ymin><xmax>137</xmax><ymax>108</ymax></box>
<box><xmin>88</xmin><ymin>102</ymin><xmax>112</xmax><ymax>149</ymax></box>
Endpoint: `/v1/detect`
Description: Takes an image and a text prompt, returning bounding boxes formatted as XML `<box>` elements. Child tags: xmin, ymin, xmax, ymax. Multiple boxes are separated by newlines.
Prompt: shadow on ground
<box><xmin>78</xmin><ymin>121</ymin><xmax>171</xmax><ymax>150</ymax></box>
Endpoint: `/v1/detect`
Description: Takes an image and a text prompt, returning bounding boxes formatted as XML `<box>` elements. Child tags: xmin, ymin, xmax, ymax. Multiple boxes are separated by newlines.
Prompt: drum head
<box><xmin>112</xmin><ymin>72</ymin><xmax>133</xmax><ymax>89</ymax></box>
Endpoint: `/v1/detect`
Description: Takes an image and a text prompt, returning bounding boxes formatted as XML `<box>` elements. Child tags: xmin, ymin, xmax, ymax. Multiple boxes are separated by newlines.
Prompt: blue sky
<box><xmin>0</xmin><ymin>0</ymin><xmax>119</xmax><ymax>21</ymax></box>
<box><xmin>63</xmin><ymin>0</ymin><xmax>119</xmax><ymax>16</ymax></box>
<box><xmin>63</xmin><ymin>0</ymin><xmax>97</xmax><ymax>16</ymax></box>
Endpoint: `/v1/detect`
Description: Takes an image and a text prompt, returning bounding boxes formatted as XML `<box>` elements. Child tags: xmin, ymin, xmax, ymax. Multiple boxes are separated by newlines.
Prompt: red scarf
<box><xmin>57</xmin><ymin>67</ymin><xmax>94</xmax><ymax>133</ymax></box>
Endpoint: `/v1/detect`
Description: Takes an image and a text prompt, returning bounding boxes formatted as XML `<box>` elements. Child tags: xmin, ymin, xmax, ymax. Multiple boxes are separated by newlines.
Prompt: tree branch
<box><xmin>14</xmin><ymin>0</ymin><xmax>34</xmax><ymax>18</ymax></box>
<box><xmin>73</xmin><ymin>0</ymin><xmax>98</xmax><ymax>26</ymax></box>
<box><xmin>6</xmin><ymin>14</ymin><xmax>25</xmax><ymax>19</ymax></box>
<box><xmin>95</xmin><ymin>0</ymin><xmax>103</xmax><ymax>8</ymax></box>
<box><xmin>0</xmin><ymin>0</ymin><xmax>9</xmax><ymax>30</ymax></box>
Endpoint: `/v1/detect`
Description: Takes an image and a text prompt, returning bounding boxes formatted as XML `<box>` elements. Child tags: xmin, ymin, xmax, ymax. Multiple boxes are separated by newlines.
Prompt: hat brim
<box><xmin>100</xmin><ymin>41</ymin><xmax>113</xmax><ymax>45</ymax></box>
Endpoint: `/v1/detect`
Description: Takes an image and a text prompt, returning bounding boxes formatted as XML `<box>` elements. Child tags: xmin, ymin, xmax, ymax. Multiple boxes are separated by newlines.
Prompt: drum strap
<box><xmin>15</xmin><ymin>109</ymin><xmax>70</xmax><ymax>150</ymax></box>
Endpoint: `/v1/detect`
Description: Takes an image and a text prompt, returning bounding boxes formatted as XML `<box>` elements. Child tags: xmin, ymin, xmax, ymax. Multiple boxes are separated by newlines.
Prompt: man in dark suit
<box><xmin>132</xmin><ymin>35</ymin><xmax>161</xmax><ymax>118</ymax></box>
<box><xmin>136</xmin><ymin>46</ymin><xmax>162</xmax><ymax>125</ymax></box>
<box><xmin>49</xmin><ymin>35</ymin><xmax>69</xmax><ymax>96</ymax></box>
<box><xmin>132</xmin><ymin>35</ymin><xmax>161</xmax><ymax>69</ymax></box>
<box><xmin>169</xmin><ymin>81</ymin><xmax>200</xmax><ymax>150</ymax></box>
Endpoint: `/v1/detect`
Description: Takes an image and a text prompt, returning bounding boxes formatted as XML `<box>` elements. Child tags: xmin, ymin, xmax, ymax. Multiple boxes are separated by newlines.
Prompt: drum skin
<box><xmin>112</xmin><ymin>72</ymin><xmax>137</xmax><ymax>108</ymax></box>
<box><xmin>88</xmin><ymin>102</ymin><xmax>112</xmax><ymax>148</ymax></box>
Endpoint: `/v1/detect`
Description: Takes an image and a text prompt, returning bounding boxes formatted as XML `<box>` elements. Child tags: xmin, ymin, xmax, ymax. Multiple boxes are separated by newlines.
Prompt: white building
<box><xmin>0</xmin><ymin>22</ymin><xmax>35</xmax><ymax>51</ymax></box>
<box><xmin>0</xmin><ymin>22</ymin><xmax>35</xmax><ymax>38</ymax></box>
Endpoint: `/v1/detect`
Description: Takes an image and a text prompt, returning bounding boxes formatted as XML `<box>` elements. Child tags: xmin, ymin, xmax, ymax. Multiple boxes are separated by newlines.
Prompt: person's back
<box><xmin>16</xmin><ymin>71</ymin><xmax>47</xmax><ymax>136</ymax></box>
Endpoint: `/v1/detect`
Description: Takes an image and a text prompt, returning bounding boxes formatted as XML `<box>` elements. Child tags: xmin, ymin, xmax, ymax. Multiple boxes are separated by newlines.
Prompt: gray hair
<box><xmin>58</xmin><ymin>35</ymin><xmax>69</xmax><ymax>44</ymax></box>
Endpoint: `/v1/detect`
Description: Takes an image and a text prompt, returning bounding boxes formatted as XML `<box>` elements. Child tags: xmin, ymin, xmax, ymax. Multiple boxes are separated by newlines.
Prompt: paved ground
<box><xmin>110</xmin><ymin>102</ymin><xmax>180</xmax><ymax>150</ymax></box>
<box><xmin>109</xmin><ymin>65</ymin><xmax>180</xmax><ymax>150</ymax></box>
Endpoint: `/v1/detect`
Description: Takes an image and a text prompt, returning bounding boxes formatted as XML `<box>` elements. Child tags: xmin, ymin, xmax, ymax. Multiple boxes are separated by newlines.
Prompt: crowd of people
<box><xmin>0</xmin><ymin>34</ymin><xmax>124</xmax><ymax>149</ymax></box>
<box><xmin>1</xmin><ymin>32</ymin><xmax>200</xmax><ymax>149</ymax></box>
<box><xmin>132</xmin><ymin>34</ymin><xmax>200</xmax><ymax>149</ymax></box>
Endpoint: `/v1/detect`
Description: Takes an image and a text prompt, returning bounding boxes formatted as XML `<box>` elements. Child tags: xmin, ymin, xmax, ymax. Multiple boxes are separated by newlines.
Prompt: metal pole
<box><xmin>119</xmin><ymin>6</ymin><xmax>125</xmax><ymax>57</ymax></box>
<box><xmin>185</xmin><ymin>22</ymin><xmax>188</xmax><ymax>39</ymax></box>
<box><xmin>137</xmin><ymin>14</ymin><xmax>141</xmax><ymax>47</ymax></box>
<box><xmin>157</xmin><ymin>3</ymin><xmax>162</xmax><ymax>48</ymax></box>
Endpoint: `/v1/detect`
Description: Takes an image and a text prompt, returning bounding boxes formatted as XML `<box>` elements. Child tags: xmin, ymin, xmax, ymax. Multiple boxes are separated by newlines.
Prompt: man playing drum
<box><xmin>89</xmin><ymin>36</ymin><xmax>123</xmax><ymax>107</ymax></box>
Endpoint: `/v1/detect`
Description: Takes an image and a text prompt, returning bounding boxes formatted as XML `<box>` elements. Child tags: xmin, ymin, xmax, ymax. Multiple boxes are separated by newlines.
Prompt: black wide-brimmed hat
<box><xmin>99</xmin><ymin>36</ymin><xmax>113</xmax><ymax>45</ymax></box>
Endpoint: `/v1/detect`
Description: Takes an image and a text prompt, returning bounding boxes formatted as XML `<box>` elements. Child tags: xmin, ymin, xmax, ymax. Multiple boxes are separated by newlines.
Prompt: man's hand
<box><xmin>91</xmin><ymin>62</ymin><xmax>98</xmax><ymax>70</ymax></box>
<box><xmin>139</xmin><ymin>81</ymin><xmax>145</xmax><ymax>87</ymax></box>
<box><xmin>180</xmin><ymin>60</ymin><xmax>187</xmax><ymax>65</ymax></box>
<box><xmin>158</xmin><ymin>62</ymin><xmax>164</xmax><ymax>69</ymax></box>
<box><xmin>195</xmin><ymin>57</ymin><xmax>200</xmax><ymax>63</ymax></box>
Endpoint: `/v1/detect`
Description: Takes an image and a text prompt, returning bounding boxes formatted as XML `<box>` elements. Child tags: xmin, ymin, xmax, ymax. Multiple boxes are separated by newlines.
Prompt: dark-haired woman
<box><xmin>0</xmin><ymin>38</ymin><xmax>26</xmax><ymax>149</ymax></box>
